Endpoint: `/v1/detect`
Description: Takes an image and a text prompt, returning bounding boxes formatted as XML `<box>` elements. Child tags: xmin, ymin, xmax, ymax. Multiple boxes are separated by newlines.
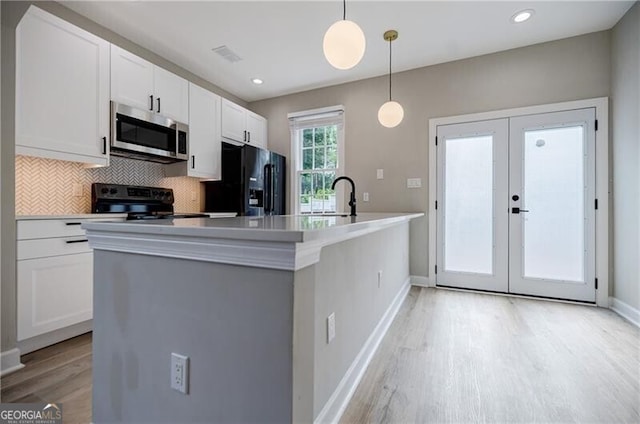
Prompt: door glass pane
<box><xmin>523</xmin><ymin>126</ymin><xmax>584</xmax><ymax>282</ymax></box>
<box><xmin>444</xmin><ymin>136</ymin><xmax>493</xmax><ymax>274</ymax></box>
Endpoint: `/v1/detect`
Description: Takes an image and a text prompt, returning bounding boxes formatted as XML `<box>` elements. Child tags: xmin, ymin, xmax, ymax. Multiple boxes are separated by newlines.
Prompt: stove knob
<box><xmin>101</xmin><ymin>187</ymin><xmax>109</xmax><ymax>194</ymax></box>
<box><xmin>160</xmin><ymin>191</ymin><xmax>166</xmax><ymax>197</ymax></box>
<box><xmin>110</xmin><ymin>188</ymin><xmax>117</xmax><ymax>194</ymax></box>
<box><xmin>152</xmin><ymin>191</ymin><xmax>158</xmax><ymax>196</ymax></box>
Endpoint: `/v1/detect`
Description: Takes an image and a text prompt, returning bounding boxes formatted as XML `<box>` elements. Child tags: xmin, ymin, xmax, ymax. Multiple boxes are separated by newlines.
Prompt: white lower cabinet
<box><xmin>18</xmin><ymin>253</ymin><xmax>93</xmax><ymax>341</ymax></box>
<box><xmin>16</xmin><ymin>216</ymin><xmax>123</xmax><ymax>345</ymax></box>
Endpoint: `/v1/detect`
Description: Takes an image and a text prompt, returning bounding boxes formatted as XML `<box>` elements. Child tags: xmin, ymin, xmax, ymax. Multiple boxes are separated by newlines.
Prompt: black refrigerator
<box><xmin>205</xmin><ymin>142</ymin><xmax>286</xmax><ymax>216</ymax></box>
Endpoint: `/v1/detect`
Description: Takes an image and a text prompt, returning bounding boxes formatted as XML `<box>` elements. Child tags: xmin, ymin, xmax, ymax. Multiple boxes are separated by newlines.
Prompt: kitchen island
<box><xmin>84</xmin><ymin>212</ymin><xmax>422</xmax><ymax>423</ymax></box>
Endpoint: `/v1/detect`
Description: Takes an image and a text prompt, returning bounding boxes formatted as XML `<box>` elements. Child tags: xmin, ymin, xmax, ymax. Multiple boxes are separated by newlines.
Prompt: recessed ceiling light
<box><xmin>251</xmin><ymin>78</ymin><xmax>263</xmax><ymax>85</ymax></box>
<box><xmin>511</xmin><ymin>9</ymin><xmax>535</xmax><ymax>23</ymax></box>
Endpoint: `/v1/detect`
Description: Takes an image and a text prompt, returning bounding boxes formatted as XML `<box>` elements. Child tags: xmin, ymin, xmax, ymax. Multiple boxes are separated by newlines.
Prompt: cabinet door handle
<box><xmin>243</xmin><ymin>130</ymin><xmax>247</xmax><ymax>142</ymax></box>
<box><xmin>248</xmin><ymin>132</ymin><xmax>251</xmax><ymax>143</ymax></box>
<box><xmin>65</xmin><ymin>222</ymin><xmax>82</xmax><ymax>226</ymax></box>
<box><xmin>149</xmin><ymin>95</ymin><xmax>154</xmax><ymax>111</ymax></box>
<box><xmin>191</xmin><ymin>155</ymin><xmax>195</xmax><ymax>169</ymax></box>
<box><xmin>157</xmin><ymin>97</ymin><xmax>161</xmax><ymax>113</ymax></box>
<box><xmin>102</xmin><ymin>136</ymin><xmax>107</xmax><ymax>155</ymax></box>
<box><xmin>65</xmin><ymin>239</ymin><xmax>89</xmax><ymax>244</ymax></box>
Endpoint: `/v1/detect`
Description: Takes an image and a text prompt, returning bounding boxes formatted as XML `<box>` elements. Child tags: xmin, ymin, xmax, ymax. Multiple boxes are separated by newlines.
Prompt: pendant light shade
<box><xmin>378</xmin><ymin>101</ymin><xmax>404</xmax><ymax>128</ymax></box>
<box><xmin>323</xmin><ymin>0</ymin><xmax>365</xmax><ymax>70</ymax></box>
<box><xmin>378</xmin><ymin>30</ymin><xmax>403</xmax><ymax>128</ymax></box>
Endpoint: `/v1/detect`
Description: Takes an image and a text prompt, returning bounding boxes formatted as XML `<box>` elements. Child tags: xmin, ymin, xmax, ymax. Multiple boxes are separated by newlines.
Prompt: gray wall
<box><xmin>611</xmin><ymin>2</ymin><xmax>640</xmax><ymax>310</ymax></box>
<box><xmin>0</xmin><ymin>0</ymin><xmax>3</xmax><ymax>372</ymax></box>
<box><xmin>249</xmin><ymin>31</ymin><xmax>611</xmax><ymax>278</ymax></box>
<box><xmin>0</xmin><ymin>1</ymin><xmax>247</xmax><ymax>355</ymax></box>
<box><xmin>292</xmin><ymin>224</ymin><xmax>410</xmax><ymax>422</ymax></box>
<box><xmin>309</xmin><ymin>222</ymin><xmax>409</xmax><ymax>418</ymax></box>
<box><xmin>93</xmin><ymin>222</ymin><xmax>410</xmax><ymax>423</ymax></box>
<box><xmin>1</xmin><ymin>0</ymin><xmax>19</xmax><ymax>355</ymax></box>
<box><xmin>93</xmin><ymin>252</ymin><xmax>295</xmax><ymax>423</ymax></box>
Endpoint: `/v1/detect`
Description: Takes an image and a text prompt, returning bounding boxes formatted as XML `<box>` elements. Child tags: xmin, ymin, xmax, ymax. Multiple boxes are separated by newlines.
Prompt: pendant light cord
<box><xmin>388</xmin><ymin>38</ymin><xmax>392</xmax><ymax>101</ymax></box>
<box><xmin>343</xmin><ymin>0</ymin><xmax>346</xmax><ymax>20</ymax></box>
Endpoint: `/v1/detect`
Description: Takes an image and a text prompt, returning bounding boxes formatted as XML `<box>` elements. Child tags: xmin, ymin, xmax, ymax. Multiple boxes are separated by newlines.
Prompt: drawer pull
<box><xmin>65</xmin><ymin>222</ymin><xmax>82</xmax><ymax>226</ymax></box>
<box><xmin>65</xmin><ymin>239</ymin><xmax>89</xmax><ymax>244</ymax></box>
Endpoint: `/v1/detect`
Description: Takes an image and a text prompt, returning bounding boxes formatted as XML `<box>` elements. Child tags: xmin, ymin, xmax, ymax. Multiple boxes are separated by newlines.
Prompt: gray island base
<box><xmin>83</xmin><ymin>213</ymin><xmax>423</xmax><ymax>423</ymax></box>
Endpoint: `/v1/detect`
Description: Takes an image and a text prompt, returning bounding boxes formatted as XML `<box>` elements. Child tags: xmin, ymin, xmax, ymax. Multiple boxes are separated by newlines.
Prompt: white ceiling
<box><xmin>64</xmin><ymin>1</ymin><xmax>634</xmax><ymax>103</ymax></box>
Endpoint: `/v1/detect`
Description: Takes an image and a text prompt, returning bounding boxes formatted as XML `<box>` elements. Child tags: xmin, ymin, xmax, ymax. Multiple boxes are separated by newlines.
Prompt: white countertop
<box><xmin>17</xmin><ymin>213</ymin><xmax>235</xmax><ymax>220</ymax></box>
<box><xmin>16</xmin><ymin>213</ymin><xmax>129</xmax><ymax>220</ymax></box>
<box><xmin>83</xmin><ymin>213</ymin><xmax>423</xmax><ymax>243</ymax></box>
<box><xmin>84</xmin><ymin>212</ymin><xmax>423</xmax><ymax>270</ymax></box>
<box><xmin>84</xmin><ymin>212</ymin><xmax>423</xmax><ymax>271</ymax></box>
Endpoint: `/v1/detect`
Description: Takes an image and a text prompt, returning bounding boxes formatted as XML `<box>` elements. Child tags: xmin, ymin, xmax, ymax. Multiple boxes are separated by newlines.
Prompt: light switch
<box><xmin>407</xmin><ymin>178</ymin><xmax>422</xmax><ymax>188</ymax></box>
<box><xmin>376</xmin><ymin>169</ymin><xmax>384</xmax><ymax>180</ymax></box>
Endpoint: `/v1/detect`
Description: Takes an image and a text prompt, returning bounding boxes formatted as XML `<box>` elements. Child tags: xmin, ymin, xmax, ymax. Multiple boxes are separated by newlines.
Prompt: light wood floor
<box><xmin>341</xmin><ymin>287</ymin><xmax>640</xmax><ymax>423</ymax></box>
<box><xmin>1</xmin><ymin>289</ymin><xmax>638</xmax><ymax>424</ymax></box>
<box><xmin>0</xmin><ymin>333</ymin><xmax>92</xmax><ymax>424</ymax></box>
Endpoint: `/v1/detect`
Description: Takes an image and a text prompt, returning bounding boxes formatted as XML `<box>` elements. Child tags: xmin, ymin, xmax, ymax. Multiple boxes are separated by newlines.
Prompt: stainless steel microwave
<box><xmin>110</xmin><ymin>102</ymin><xmax>188</xmax><ymax>164</ymax></box>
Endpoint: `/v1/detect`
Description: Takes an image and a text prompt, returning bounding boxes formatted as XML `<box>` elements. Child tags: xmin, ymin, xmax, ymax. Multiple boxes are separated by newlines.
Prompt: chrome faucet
<box><xmin>331</xmin><ymin>176</ymin><xmax>356</xmax><ymax>217</ymax></box>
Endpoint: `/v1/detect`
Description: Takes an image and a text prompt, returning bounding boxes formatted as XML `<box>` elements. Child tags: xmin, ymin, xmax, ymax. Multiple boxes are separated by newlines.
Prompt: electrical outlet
<box><xmin>171</xmin><ymin>353</ymin><xmax>189</xmax><ymax>394</ymax></box>
<box><xmin>191</xmin><ymin>191</ymin><xmax>197</xmax><ymax>201</ymax></box>
<box><xmin>376</xmin><ymin>169</ymin><xmax>384</xmax><ymax>180</ymax></box>
<box><xmin>72</xmin><ymin>183</ymin><xmax>83</xmax><ymax>197</ymax></box>
<box><xmin>363</xmin><ymin>192</ymin><xmax>370</xmax><ymax>202</ymax></box>
<box><xmin>378</xmin><ymin>270</ymin><xmax>383</xmax><ymax>288</ymax></box>
<box><xmin>327</xmin><ymin>313</ymin><xmax>336</xmax><ymax>343</ymax></box>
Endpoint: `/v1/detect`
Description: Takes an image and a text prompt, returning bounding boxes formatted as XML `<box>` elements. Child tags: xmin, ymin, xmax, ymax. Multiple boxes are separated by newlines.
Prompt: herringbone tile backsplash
<box><xmin>16</xmin><ymin>155</ymin><xmax>202</xmax><ymax>215</ymax></box>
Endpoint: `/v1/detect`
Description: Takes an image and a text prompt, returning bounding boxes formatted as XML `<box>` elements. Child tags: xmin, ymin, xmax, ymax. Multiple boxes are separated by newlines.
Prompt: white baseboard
<box><xmin>18</xmin><ymin>320</ymin><xmax>92</xmax><ymax>355</ymax></box>
<box><xmin>1</xmin><ymin>348</ymin><xmax>25</xmax><ymax>377</ymax></box>
<box><xmin>313</xmin><ymin>277</ymin><xmax>411</xmax><ymax>424</ymax></box>
<box><xmin>609</xmin><ymin>297</ymin><xmax>640</xmax><ymax>328</ymax></box>
<box><xmin>410</xmin><ymin>275</ymin><xmax>430</xmax><ymax>287</ymax></box>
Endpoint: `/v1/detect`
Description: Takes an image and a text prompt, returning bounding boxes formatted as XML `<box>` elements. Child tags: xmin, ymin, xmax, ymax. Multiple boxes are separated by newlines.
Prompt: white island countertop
<box><xmin>84</xmin><ymin>213</ymin><xmax>423</xmax><ymax>270</ymax></box>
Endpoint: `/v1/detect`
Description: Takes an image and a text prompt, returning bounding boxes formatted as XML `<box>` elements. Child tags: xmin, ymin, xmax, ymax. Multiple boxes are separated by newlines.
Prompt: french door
<box><xmin>436</xmin><ymin>108</ymin><xmax>596</xmax><ymax>302</ymax></box>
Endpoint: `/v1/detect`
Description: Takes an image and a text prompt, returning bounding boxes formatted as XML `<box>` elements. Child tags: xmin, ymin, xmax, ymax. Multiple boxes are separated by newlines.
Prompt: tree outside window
<box><xmin>298</xmin><ymin>125</ymin><xmax>339</xmax><ymax>214</ymax></box>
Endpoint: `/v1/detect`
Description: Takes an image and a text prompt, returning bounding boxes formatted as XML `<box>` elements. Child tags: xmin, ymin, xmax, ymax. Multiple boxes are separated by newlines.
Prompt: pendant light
<box><xmin>323</xmin><ymin>0</ymin><xmax>366</xmax><ymax>70</ymax></box>
<box><xmin>378</xmin><ymin>30</ymin><xmax>404</xmax><ymax>128</ymax></box>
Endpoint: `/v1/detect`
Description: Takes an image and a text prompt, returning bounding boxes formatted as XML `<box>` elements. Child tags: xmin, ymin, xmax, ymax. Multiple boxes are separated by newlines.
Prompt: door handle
<box><xmin>102</xmin><ymin>136</ymin><xmax>107</xmax><ymax>155</ymax></box>
<box><xmin>512</xmin><ymin>207</ymin><xmax>530</xmax><ymax>214</ymax></box>
<box><xmin>157</xmin><ymin>97</ymin><xmax>161</xmax><ymax>113</ymax></box>
<box><xmin>244</xmin><ymin>130</ymin><xmax>247</xmax><ymax>142</ymax></box>
<box><xmin>149</xmin><ymin>95</ymin><xmax>154</xmax><ymax>111</ymax></box>
<box><xmin>191</xmin><ymin>155</ymin><xmax>195</xmax><ymax>169</ymax></box>
<box><xmin>248</xmin><ymin>132</ymin><xmax>251</xmax><ymax>143</ymax></box>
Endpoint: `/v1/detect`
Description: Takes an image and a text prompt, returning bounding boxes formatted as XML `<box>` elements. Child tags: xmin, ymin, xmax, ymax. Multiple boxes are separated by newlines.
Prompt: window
<box><xmin>289</xmin><ymin>106</ymin><xmax>344</xmax><ymax>215</ymax></box>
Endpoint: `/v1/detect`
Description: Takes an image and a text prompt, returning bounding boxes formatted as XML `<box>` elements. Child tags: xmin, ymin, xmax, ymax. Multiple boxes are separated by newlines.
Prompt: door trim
<box><xmin>428</xmin><ymin>97</ymin><xmax>609</xmax><ymax>307</ymax></box>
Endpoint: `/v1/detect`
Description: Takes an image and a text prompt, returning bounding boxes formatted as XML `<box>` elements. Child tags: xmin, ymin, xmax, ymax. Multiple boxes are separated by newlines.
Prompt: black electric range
<box><xmin>91</xmin><ymin>183</ymin><xmax>208</xmax><ymax>220</ymax></box>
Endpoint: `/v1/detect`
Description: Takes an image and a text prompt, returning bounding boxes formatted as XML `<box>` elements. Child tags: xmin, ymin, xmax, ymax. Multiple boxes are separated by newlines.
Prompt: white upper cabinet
<box><xmin>110</xmin><ymin>45</ymin><xmax>154</xmax><ymax>112</ymax></box>
<box><xmin>111</xmin><ymin>44</ymin><xmax>189</xmax><ymax>123</ymax></box>
<box><xmin>246</xmin><ymin>111</ymin><xmax>268</xmax><ymax>149</ymax></box>
<box><xmin>15</xmin><ymin>6</ymin><xmax>110</xmax><ymax>166</ymax></box>
<box><xmin>154</xmin><ymin>66</ymin><xmax>189</xmax><ymax>123</ymax></box>
<box><xmin>221</xmin><ymin>98</ymin><xmax>268</xmax><ymax>149</ymax></box>
<box><xmin>221</xmin><ymin>99</ymin><xmax>247</xmax><ymax>142</ymax></box>
<box><xmin>165</xmin><ymin>83</ymin><xmax>221</xmax><ymax>179</ymax></box>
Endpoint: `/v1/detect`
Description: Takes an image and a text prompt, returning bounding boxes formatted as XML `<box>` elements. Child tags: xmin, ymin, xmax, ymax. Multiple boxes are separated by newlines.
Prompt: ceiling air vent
<box><xmin>211</xmin><ymin>45</ymin><xmax>242</xmax><ymax>63</ymax></box>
